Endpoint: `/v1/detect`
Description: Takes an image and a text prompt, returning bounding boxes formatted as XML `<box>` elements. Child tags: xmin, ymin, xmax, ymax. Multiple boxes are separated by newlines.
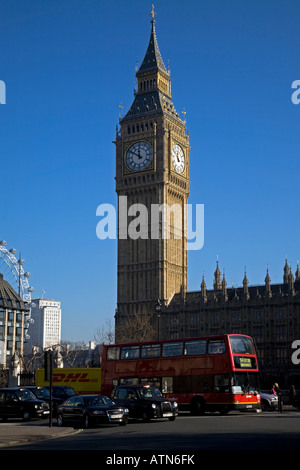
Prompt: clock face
<box><xmin>126</xmin><ymin>141</ymin><xmax>153</xmax><ymax>172</ymax></box>
<box><xmin>172</xmin><ymin>144</ymin><xmax>185</xmax><ymax>174</ymax></box>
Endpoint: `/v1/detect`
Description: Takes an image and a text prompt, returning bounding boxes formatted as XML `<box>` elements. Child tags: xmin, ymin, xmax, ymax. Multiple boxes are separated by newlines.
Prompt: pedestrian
<box><xmin>289</xmin><ymin>385</ymin><xmax>296</xmax><ymax>407</ymax></box>
<box><xmin>273</xmin><ymin>382</ymin><xmax>283</xmax><ymax>412</ymax></box>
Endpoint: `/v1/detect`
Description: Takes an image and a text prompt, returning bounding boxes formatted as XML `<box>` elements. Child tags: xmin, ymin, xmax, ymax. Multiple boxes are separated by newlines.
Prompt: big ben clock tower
<box><xmin>115</xmin><ymin>7</ymin><xmax>190</xmax><ymax>340</ymax></box>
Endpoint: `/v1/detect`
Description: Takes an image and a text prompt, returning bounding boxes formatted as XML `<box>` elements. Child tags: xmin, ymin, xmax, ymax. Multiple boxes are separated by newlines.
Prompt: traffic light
<box><xmin>44</xmin><ymin>350</ymin><xmax>53</xmax><ymax>382</ymax></box>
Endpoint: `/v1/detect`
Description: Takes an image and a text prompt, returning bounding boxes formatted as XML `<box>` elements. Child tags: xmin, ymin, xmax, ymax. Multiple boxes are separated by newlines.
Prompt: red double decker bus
<box><xmin>101</xmin><ymin>334</ymin><xmax>261</xmax><ymax>414</ymax></box>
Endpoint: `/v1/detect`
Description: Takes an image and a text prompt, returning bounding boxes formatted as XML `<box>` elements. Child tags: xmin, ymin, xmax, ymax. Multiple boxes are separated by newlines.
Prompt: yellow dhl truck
<box><xmin>36</xmin><ymin>368</ymin><xmax>101</xmax><ymax>395</ymax></box>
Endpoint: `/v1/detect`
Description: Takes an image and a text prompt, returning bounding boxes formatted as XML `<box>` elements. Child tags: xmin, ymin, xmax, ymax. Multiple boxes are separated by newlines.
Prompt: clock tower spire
<box><xmin>114</xmin><ymin>7</ymin><xmax>190</xmax><ymax>341</ymax></box>
<box><xmin>136</xmin><ymin>5</ymin><xmax>169</xmax><ymax>87</ymax></box>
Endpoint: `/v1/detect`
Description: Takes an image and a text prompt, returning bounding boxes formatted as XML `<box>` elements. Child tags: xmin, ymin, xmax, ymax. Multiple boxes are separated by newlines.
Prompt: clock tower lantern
<box><xmin>115</xmin><ymin>7</ymin><xmax>190</xmax><ymax>340</ymax></box>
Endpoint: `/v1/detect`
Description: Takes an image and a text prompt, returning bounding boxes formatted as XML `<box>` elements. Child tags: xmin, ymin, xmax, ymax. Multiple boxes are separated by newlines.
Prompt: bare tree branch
<box><xmin>94</xmin><ymin>317</ymin><xmax>115</xmax><ymax>345</ymax></box>
<box><xmin>117</xmin><ymin>312</ymin><xmax>157</xmax><ymax>343</ymax></box>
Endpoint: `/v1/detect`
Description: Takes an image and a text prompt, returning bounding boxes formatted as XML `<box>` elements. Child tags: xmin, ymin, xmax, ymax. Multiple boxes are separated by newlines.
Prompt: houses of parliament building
<box><xmin>158</xmin><ymin>260</ymin><xmax>300</xmax><ymax>387</ymax></box>
<box><xmin>114</xmin><ymin>8</ymin><xmax>300</xmax><ymax>387</ymax></box>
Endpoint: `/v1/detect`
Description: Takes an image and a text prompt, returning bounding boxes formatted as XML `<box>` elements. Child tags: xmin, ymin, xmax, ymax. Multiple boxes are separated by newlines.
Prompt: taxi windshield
<box><xmin>137</xmin><ymin>387</ymin><xmax>163</xmax><ymax>399</ymax></box>
<box><xmin>15</xmin><ymin>389</ymin><xmax>37</xmax><ymax>401</ymax></box>
<box><xmin>83</xmin><ymin>396</ymin><xmax>114</xmax><ymax>406</ymax></box>
<box><xmin>34</xmin><ymin>388</ymin><xmax>50</xmax><ymax>399</ymax></box>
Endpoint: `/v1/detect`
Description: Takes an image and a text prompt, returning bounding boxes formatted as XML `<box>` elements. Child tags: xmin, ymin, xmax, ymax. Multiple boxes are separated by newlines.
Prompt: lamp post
<box><xmin>44</xmin><ymin>349</ymin><xmax>53</xmax><ymax>427</ymax></box>
<box><xmin>155</xmin><ymin>300</ymin><xmax>161</xmax><ymax>340</ymax></box>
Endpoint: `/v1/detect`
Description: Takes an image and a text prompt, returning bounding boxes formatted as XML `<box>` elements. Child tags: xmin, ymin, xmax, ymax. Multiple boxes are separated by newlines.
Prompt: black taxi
<box><xmin>111</xmin><ymin>385</ymin><xmax>178</xmax><ymax>422</ymax></box>
<box><xmin>0</xmin><ymin>387</ymin><xmax>49</xmax><ymax>421</ymax></box>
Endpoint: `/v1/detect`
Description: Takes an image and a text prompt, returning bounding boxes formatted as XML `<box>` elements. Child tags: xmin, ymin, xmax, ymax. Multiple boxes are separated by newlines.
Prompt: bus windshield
<box><xmin>231</xmin><ymin>372</ymin><xmax>259</xmax><ymax>394</ymax></box>
<box><xmin>229</xmin><ymin>335</ymin><xmax>255</xmax><ymax>355</ymax></box>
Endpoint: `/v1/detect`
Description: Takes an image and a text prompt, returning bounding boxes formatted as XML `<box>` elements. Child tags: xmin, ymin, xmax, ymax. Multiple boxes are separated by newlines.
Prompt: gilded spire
<box><xmin>150</xmin><ymin>4</ymin><xmax>156</xmax><ymax>23</ymax></box>
<box><xmin>137</xmin><ymin>5</ymin><xmax>168</xmax><ymax>75</ymax></box>
<box><xmin>121</xmin><ymin>7</ymin><xmax>179</xmax><ymax>122</ymax></box>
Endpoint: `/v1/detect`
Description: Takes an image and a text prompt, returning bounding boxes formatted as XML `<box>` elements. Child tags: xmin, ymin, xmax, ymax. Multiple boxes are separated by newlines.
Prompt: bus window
<box><xmin>121</xmin><ymin>346</ymin><xmax>140</xmax><ymax>360</ymax></box>
<box><xmin>120</xmin><ymin>377</ymin><xmax>139</xmax><ymax>385</ymax></box>
<box><xmin>162</xmin><ymin>377</ymin><xmax>173</xmax><ymax>393</ymax></box>
<box><xmin>184</xmin><ymin>340</ymin><xmax>207</xmax><ymax>356</ymax></box>
<box><xmin>162</xmin><ymin>342</ymin><xmax>183</xmax><ymax>357</ymax></box>
<box><xmin>107</xmin><ymin>347</ymin><xmax>120</xmax><ymax>361</ymax></box>
<box><xmin>229</xmin><ymin>335</ymin><xmax>254</xmax><ymax>355</ymax></box>
<box><xmin>141</xmin><ymin>344</ymin><xmax>161</xmax><ymax>358</ymax></box>
<box><xmin>213</xmin><ymin>374</ymin><xmax>230</xmax><ymax>393</ymax></box>
<box><xmin>140</xmin><ymin>377</ymin><xmax>161</xmax><ymax>388</ymax></box>
<box><xmin>208</xmin><ymin>339</ymin><xmax>226</xmax><ymax>354</ymax></box>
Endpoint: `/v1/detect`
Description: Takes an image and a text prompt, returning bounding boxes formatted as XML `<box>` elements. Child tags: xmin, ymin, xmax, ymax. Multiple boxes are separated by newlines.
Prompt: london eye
<box><xmin>0</xmin><ymin>240</ymin><xmax>35</xmax><ymax>340</ymax></box>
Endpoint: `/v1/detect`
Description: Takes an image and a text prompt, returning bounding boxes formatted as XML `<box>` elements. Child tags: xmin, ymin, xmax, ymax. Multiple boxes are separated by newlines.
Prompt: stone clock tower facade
<box><xmin>115</xmin><ymin>9</ymin><xmax>190</xmax><ymax>340</ymax></box>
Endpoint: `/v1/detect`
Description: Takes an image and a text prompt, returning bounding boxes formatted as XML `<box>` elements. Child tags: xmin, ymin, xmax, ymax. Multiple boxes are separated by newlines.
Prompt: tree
<box><xmin>94</xmin><ymin>317</ymin><xmax>115</xmax><ymax>345</ymax></box>
<box><xmin>59</xmin><ymin>341</ymin><xmax>88</xmax><ymax>367</ymax></box>
<box><xmin>116</xmin><ymin>312</ymin><xmax>157</xmax><ymax>343</ymax></box>
<box><xmin>17</xmin><ymin>347</ymin><xmax>45</xmax><ymax>374</ymax></box>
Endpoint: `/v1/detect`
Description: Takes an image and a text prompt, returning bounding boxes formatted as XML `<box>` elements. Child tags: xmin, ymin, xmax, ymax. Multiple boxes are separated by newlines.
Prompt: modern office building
<box><xmin>25</xmin><ymin>298</ymin><xmax>61</xmax><ymax>352</ymax></box>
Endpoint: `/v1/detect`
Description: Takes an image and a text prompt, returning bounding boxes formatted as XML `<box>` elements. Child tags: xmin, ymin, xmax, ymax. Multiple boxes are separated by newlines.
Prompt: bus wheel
<box><xmin>219</xmin><ymin>406</ymin><xmax>230</xmax><ymax>415</ymax></box>
<box><xmin>190</xmin><ymin>398</ymin><xmax>206</xmax><ymax>416</ymax></box>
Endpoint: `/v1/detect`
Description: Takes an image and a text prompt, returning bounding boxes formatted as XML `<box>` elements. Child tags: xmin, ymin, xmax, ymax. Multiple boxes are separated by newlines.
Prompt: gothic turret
<box><xmin>214</xmin><ymin>260</ymin><xmax>222</xmax><ymax>291</ymax></box>
<box><xmin>295</xmin><ymin>262</ymin><xmax>300</xmax><ymax>281</ymax></box>
<box><xmin>201</xmin><ymin>274</ymin><xmax>207</xmax><ymax>302</ymax></box>
<box><xmin>243</xmin><ymin>270</ymin><xmax>250</xmax><ymax>299</ymax></box>
<box><xmin>288</xmin><ymin>265</ymin><xmax>295</xmax><ymax>294</ymax></box>
<box><xmin>283</xmin><ymin>259</ymin><xmax>290</xmax><ymax>284</ymax></box>
<box><xmin>222</xmin><ymin>271</ymin><xmax>228</xmax><ymax>300</ymax></box>
<box><xmin>265</xmin><ymin>267</ymin><xmax>272</xmax><ymax>298</ymax></box>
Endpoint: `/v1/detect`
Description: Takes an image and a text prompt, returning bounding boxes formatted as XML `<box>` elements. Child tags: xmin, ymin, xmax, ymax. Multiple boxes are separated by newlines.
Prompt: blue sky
<box><xmin>0</xmin><ymin>0</ymin><xmax>299</xmax><ymax>343</ymax></box>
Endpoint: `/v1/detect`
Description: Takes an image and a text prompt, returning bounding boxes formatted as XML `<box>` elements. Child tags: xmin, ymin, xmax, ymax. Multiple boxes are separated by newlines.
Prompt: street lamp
<box><xmin>155</xmin><ymin>300</ymin><xmax>161</xmax><ymax>340</ymax></box>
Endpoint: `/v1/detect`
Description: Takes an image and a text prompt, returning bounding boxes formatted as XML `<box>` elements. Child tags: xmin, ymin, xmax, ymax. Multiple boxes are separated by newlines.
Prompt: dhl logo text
<box><xmin>53</xmin><ymin>373</ymin><xmax>98</xmax><ymax>383</ymax></box>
